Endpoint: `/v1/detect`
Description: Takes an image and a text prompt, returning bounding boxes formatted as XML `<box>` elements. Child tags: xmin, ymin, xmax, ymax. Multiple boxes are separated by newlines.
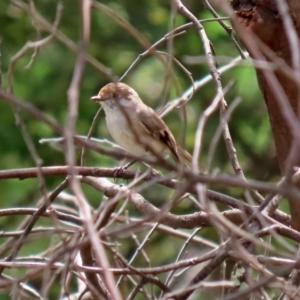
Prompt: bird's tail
<box><xmin>176</xmin><ymin>146</ymin><xmax>205</xmax><ymax>172</ymax></box>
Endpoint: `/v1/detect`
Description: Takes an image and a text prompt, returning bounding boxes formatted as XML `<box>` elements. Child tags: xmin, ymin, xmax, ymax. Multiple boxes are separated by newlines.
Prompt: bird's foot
<box><xmin>113</xmin><ymin>160</ymin><xmax>136</xmax><ymax>180</ymax></box>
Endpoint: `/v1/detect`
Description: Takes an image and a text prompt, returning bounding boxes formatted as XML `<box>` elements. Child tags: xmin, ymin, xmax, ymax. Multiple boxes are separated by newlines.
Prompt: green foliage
<box><xmin>0</xmin><ymin>0</ymin><xmax>285</xmax><ymax>298</ymax></box>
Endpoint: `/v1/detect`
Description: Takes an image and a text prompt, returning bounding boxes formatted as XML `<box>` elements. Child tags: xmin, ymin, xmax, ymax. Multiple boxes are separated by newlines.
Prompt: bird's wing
<box><xmin>137</xmin><ymin>106</ymin><xmax>179</xmax><ymax>159</ymax></box>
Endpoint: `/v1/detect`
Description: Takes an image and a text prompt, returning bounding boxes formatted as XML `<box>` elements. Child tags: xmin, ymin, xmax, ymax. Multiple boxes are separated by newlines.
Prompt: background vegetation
<box><xmin>0</xmin><ymin>0</ymin><xmax>289</xmax><ymax>299</ymax></box>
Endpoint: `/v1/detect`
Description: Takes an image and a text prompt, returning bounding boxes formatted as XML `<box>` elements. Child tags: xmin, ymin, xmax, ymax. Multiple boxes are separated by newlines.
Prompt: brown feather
<box><xmin>137</xmin><ymin>105</ymin><xmax>179</xmax><ymax>160</ymax></box>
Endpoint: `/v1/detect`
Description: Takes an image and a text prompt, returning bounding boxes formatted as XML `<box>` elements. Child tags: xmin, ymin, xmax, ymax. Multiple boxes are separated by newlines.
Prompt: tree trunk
<box><xmin>231</xmin><ymin>0</ymin><xmax>300</xmax><ymax>230</ymax></box>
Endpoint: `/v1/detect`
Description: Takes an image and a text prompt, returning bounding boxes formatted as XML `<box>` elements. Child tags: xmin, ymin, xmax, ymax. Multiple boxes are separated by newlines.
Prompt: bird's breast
<box><xmin>104</xmin><ymin>107</ymin><xmax>166</xmax><ymax>156</ymax></box>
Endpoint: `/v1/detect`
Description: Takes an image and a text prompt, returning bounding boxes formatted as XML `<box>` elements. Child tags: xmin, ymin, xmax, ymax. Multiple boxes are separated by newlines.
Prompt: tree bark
<box><xmin>231</xmin><ymin>0</ymin><xmax>300</xmax><ymax>230</ymax></box>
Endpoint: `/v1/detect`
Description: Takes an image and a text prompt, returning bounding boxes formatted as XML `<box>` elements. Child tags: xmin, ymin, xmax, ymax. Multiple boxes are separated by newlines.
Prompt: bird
<box><xmin>90</xmin><ymin>82</ymin><xmax>193</xmax><ymax>167</ymax></box>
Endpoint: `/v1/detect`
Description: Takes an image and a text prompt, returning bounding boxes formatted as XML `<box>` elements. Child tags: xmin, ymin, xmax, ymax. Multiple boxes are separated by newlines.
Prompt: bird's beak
<box><xmin>90</xmin><ymin>95</ymin><xmax>102</xmax><ymax>102</ymax></box>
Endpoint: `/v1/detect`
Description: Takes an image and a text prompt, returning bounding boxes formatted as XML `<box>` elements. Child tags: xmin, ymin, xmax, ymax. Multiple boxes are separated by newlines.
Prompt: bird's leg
<box><xmin>113</xmin><ymin>160</ymin><xmax>137</xmax><ymax>180</ymax></box>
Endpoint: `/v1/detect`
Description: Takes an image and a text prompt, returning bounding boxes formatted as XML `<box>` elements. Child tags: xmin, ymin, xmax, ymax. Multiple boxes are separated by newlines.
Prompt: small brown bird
<box><xmin>91</xmin><ymin>82</ymin><xmax>193</xmax><ymax>167</ymax></box>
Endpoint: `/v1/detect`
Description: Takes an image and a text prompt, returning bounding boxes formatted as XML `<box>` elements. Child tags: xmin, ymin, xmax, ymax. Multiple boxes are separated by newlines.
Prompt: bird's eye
<box><xmin>112</xmin><ymin>93</ymin><xmax>117</xmax><ymax>98</ymax></box>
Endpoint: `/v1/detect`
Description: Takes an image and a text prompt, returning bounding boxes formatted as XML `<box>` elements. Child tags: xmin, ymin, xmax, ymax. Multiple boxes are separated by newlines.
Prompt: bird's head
<box><xmin>91</xmin><ymin>82</ymin><xmax>142</xmax><ymax>110</ymax></box>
